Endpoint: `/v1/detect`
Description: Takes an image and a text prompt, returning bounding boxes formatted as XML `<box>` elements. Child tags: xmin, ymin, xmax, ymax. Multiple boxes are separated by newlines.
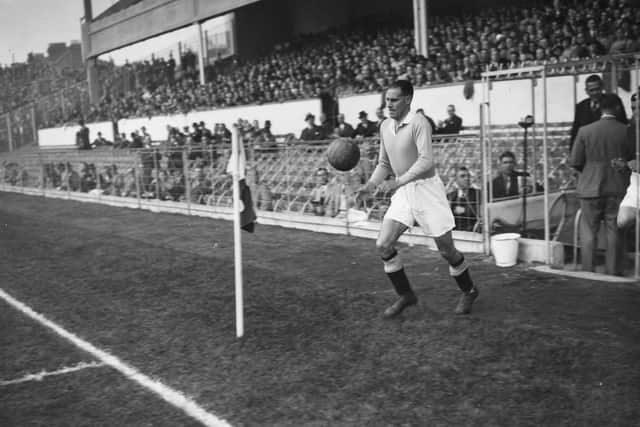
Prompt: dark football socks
<box><xmin>382</xmin><ymin>250</ymin><xmax>414</xmax><ymax>295</ymax></box>
<box><xmin>449</xmin><ymin>255</ymin><xmax>474</xmax><ymax>293</ymax></box>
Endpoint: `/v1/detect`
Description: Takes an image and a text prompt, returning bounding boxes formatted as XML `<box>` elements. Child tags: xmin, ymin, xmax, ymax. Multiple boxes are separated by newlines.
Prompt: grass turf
<box><xmin>1</xmin><ymin>192</ymin><xmax>639</xmax><ymax>426</ymax></box>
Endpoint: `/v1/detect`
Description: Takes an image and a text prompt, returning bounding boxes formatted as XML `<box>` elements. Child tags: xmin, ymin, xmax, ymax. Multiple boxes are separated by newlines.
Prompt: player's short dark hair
<box><xmin>389</xmin><ymin>80</ymin><xmax>414</xmax><ymax>98</ymax></box>
<box><xmin>585</xmin><ymin>74</ymin><xmax>602</xmax><ymax>85</ymax></box>
<box><xmin>599</xmin><ymin>93</ymin><xmax>623</xmax><ymax>114</ymax></box>
<box><xmin>500</xmin><ymin>151</ymin><xmax>516</xmax><ymax>161</ymax></box>
<box><xmin>457</xmin><ymin>166</ymin><xmax>469</xmax><ymax>173</ymax></box>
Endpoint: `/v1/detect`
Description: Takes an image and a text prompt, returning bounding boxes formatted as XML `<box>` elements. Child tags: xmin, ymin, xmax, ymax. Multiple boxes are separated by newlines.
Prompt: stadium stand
<box><xmin>2</xmin><ymin>0</ymin><xmax>638</xmax><ymax>131</ymax></box>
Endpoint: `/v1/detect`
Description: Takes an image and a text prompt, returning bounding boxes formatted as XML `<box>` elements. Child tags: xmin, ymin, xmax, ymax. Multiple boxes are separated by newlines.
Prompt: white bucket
<box><xmin>490</xmin><ymin>233</ymin><xmax>521</xmax><ymax>267</ymax></box>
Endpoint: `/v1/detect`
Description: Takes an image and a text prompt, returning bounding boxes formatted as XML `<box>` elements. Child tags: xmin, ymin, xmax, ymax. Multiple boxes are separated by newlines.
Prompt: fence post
<box><xmin>65</xmin><ymin>162</ymin><xmax>71</xmax><ymax>199</ymax></box>
<box><xmin>31</xmin><ymin>104</ymin><xmax>38</xmax><ymax>147</ymax></box>
<box><xmin>134</xmin><ymin>150</ymin><xmax>142</xmax><ymax>209</ymax></box>
<box><xmin>183</xmin><ymin>147</ymin><xmax>191</xmax><ymax>215</ymax></box>
<box><xmin>153</xmin><ymin>147</ymin><xmax>160</xmax><ymax>200</ymax></box>
<box><xmin>96</xmin><ymin>155</ymin><xmax>103</xmax><ymax>201</ymax></box>
<box><xmin>39</xmin><ymin>152</ymin><xmax>45</xmax><ymax>195</ymax></box>
<box><xmin>6</xmin><ymin>114</ymin><xmax>13</xmax><ymax>152</ymax></box>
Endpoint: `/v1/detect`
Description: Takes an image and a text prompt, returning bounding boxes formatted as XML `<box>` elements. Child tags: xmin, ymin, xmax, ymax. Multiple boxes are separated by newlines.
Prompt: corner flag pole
<box><xmin>231</xmin><ymin>126</ymin><xmax>244</xmax><ymax>338</ymax></box>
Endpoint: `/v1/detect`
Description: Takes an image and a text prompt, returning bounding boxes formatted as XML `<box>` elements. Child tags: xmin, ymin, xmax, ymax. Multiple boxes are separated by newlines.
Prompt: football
<box><xmin>326</xmin><ymin>138</ymin><xmax>360</xmax><ymax>171</ymax></box>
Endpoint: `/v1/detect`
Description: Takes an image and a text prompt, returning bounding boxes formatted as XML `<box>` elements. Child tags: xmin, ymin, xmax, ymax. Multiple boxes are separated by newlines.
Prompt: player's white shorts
<box><xmin>620</xmin><ymin>172</ymin><xmax>640</xmax><ymax>209</ymax></box>
<box><xmin>384</xmin><ymin>176</ymin><xmax>455</xmax><ymax>237</ymax></box>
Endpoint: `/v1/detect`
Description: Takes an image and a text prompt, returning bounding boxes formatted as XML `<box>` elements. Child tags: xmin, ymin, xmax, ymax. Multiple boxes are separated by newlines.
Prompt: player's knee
<box><xmin>376</xmin><ymin>238</ymin><xmax>394</xmax><ymax>258</ymax></box>
<box><xmin>435</xmin><ymin>235</ymin><xmax>458</xmax><ymax>263</ymax></box>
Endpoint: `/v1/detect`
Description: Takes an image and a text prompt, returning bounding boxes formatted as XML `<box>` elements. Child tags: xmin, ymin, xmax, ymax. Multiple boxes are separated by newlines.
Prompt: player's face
<box><xmin>386</xmin><ymin>88</ymin><xmax>411</xmax><ymax>120</ymax></box>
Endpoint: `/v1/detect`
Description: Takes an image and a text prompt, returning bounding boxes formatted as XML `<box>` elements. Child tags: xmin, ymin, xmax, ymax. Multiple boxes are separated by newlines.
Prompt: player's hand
<box><xmin>378</xmin><ymin>179</ymin><xmax>399</xmax><ymax>193</ymax></box>
<box><xmin>628</xmin><ymin>159</ymin><xmax>639</xmax><ymax>172</ymax></box>
<box><xmin>355</xmin><ymin>182</ymin><xmax>376</xmax><ymax>204</ymax></box>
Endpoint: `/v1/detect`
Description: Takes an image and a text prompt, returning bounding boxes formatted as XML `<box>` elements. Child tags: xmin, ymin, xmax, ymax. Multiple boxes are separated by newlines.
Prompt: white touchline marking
<box><xmin>0</xmin><ymin>288</ymin><xmax>232</xmax><ymax>427</ymax></box>
<box><xmin>0</xmin><ymin>361</ymin><xmax>105</xmax><ymax>386</ymax></box>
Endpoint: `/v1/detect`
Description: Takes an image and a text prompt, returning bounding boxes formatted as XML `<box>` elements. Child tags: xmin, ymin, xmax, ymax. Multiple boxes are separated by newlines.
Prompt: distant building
<box><xmin>47</xmin><ymin>42</ymin><xmax>67</xmax><ymax>62</ymax></box>
<box><xmin>47</xmin><ymin>41</ymin><xmax>83</xmax><ymax>70</ymax></box>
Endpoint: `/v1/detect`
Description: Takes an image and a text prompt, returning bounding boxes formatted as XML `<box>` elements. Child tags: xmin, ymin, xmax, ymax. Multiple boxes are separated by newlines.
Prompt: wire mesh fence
<box><xmin>0</xmin><ymin>134</ymin><xmax>491</xmax><ymax>234</ymax></box>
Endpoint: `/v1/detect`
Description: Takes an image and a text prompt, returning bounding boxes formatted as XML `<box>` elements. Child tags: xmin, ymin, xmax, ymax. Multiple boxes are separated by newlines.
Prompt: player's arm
<box><xmin>395</xmin><ymin>116</ymin><xmax>435</xmax><ymax>187</ymax></box>
<box><xmin>356</xmin><ymin>133</ymin><xmax>392</xmax><ymax>200</ymax></box>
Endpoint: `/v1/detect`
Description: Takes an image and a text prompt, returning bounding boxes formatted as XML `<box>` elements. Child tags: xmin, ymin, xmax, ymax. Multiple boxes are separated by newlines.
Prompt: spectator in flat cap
<box><xmin>300</xmin><ymin>113</ymin><xmax>326</xmax><ymax>141</ymax></box>
<box><xmin>353</xmin><ymin>111</ymin><xmax>378</xmax><ymax>138</ymax></box>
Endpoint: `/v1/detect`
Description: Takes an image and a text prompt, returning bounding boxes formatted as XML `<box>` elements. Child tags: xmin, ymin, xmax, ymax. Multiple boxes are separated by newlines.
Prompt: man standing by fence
<box><xmin>570</xmin><ymin>93</ymin><xmax>631</xmax><ymax>275</ymax></box>
<box><xmin>76</xmin><ymin>120</ymin><xmax>90</xmax><ymax>150</ymax></box>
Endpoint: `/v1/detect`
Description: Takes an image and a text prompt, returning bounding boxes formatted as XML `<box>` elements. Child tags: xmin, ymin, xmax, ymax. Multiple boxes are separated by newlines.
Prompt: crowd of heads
<box><xmin>1</xmin><ymin>0</ymin><xmax>636</xmax><ymax>130</ymax></box>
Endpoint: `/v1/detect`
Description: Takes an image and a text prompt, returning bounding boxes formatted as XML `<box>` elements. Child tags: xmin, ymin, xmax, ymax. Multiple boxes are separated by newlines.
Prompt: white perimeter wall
<box><xmin>337</xmin><ymin>72</ymin><xmax>640</xmax><ymax>127</ymax></box>
<box><xmin>38</xmin><ymin>122</ymin><xmax>115</xmax><ymax>148</ymax></box>
<box><xmin>38</xmin><ymin>71</ymin><xmax>640</xmax><ymax>147</ymax></box>
<box><xmin>117</xmin><ymin>98</ymin><xmax>322</xmax><ymax>141</ymax></box>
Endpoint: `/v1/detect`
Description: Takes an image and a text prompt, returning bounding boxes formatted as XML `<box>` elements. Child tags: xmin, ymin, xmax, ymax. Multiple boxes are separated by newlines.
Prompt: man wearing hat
<box><xmin>353</xmin><ymin>111</ymin><xmax>378</xmax><ymax>138</ymax></box>
<box><xmin>300</xmin><ymin>113</ymin><xmax>326</xmax><ymax>141</ymax></box>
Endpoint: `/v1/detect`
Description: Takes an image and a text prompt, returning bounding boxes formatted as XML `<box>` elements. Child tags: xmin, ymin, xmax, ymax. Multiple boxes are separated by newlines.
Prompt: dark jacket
<box><xmin>76</xmin><ymin>126</ymin><xmax>90</xmax><ymax>150</ymax></box>
<box><xmin>447</xmin><ymin>188</ymin><xmax>481</xmax><ymax>231</ymax></box>
<box><xmin>353</xmin><ymin>120</ymin><xmax>378</xmax><ymax>138</ymax></box>
<box><xmin>491</xmin><ymin>174</ymin><xmax>519</xmax><ymax>199</ymax></box>
<box><xmin>437</xmin><ymin>115</ymin><xmax>463</xmax><ymax>134</ymax></box>
<box><xmin>570</xmin><ymin>97</ymin><xmax>628</xmax><ymax>152</ymax></box>
<box><xmin>300</xmin><ymin>125</ymin><xmax>326</xmax><ymax>141</ymax></box>
<box><xmin>569</xmin><ymin>116</ymin><xmax>632</xmax><ymax>198</ymax></box>
<box><xmin>335</xmin><ymin>122</ymin><xmax>355</xmax><ymax>138</ymax></box>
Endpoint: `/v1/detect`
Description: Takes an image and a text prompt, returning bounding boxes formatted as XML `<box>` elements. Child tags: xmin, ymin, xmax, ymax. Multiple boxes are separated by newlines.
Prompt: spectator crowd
<box><xmin>1</xmin><ymin>0</ymin><xmax>638</xmax><ymax>130</ymax></box>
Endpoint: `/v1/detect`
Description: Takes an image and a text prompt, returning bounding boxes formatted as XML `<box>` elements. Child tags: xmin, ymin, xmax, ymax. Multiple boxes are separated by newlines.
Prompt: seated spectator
<box><xmin>140</xmin><ymin>147</ymin><xmax>162</xmax><ymax>196</ymax></box>
<box><xmin>59</xmin><ymin>163</ymin><xmax>80</xmax><ymax>192</ymax></box>
<box><xmin>245</xmin><ymin>166</ymin><xmax>273</xmax><ymax>211</ymax></box>
<box><xmin>99</xmin><ymin>165</ymin><xmax>116</xmax><ymax>195</ymax></box>
<box><xmin>165</xmin><ymin>170</ymin><xmax>186</xmax><ymax>201</ymax></box>
<box><xmin>437</xmin><ymin>104</ymin><xmax>463</xmax><ymax>134</ymax></box>
<box><xmin>113</xmin><ymin>133</ymin><xmax>130</xmax><ymax>149</ymax></box>
<box><xmin>447</xmin><ymin>166</ymin><xmax>481</xmax><ymax>232</ymax></box>
<box><xmin>259</xmin><ymin>120</ymin><xmax>275</xmax><ymax>142</ymax></box>
<box><xmin>190</xmin><ymin>122</ymin><xmax>202</xmax><ymax>143</ymax></box>
<box><xmin>129</xmin><ymin>131</ymin><xmax>144</xmax><ymax>149</ymax></box>
<box><xmin>353</xmin><ymin>111</ymin><xmax>378</xmax><ymax>138</ymax></box>
<box><xmin>119</xmin><ymin>168</ymin><xmax>138</xmax><ymax>197</ymax></box>
<box><xmin>309</xmin><ymin>167</ymin><xmax>340</xmax><ymax>217</ymax></box>
<box><xmin>190</xmin><ymin>165</ymin><xmax>212</xmax><ymax>204</ymax></box>
<box><xmin>300</xmin><ymin>113</ymin><xmax>326</xmax><ymax>141</ymax></box>
<box><xmin>200</xmin><ymin>121</ymin><xmax>213</xmax><ymax>144</ymax></box>
<box><xmin>335</xmin><ymin>113</ymin><xmax>355</xmax><ymax>138</ymax></box>
<box><xmin>492</xmin><ymin>151</ymin><xmax>528</xmax><ymax>199</ymax></box>
<box><xmin>92</xmin><ymin>132</ymin><xmax>112</xmax><ymax>148</ymax></box>
<box><xmin>79</xmin><ymin>163</ymin><xmax>97</xmax><ymax>193</ymax></box>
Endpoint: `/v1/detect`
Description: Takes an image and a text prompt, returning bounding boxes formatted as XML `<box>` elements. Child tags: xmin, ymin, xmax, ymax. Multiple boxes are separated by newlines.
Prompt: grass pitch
<box><xmin>1</xmin><ymin>192</ymin><xmax>639</xmax><ymax>426</ymax></box>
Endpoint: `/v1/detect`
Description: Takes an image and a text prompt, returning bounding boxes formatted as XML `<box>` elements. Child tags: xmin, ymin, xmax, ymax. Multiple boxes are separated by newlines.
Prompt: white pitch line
<box><xmin>0</xmin><ymin>288</ymin><xmax>232</xmax><ymax>427</ymax></box>
<box><xmin>0</xmin><ymin>361</ymin><xmax>105</xmax><ymax>386</ymax></box>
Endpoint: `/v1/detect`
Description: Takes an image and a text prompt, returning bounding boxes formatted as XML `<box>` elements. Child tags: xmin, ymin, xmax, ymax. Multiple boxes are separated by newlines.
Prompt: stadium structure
<box><xmin>2</xmin><ymin>2</ymin><xmax>640</xmax><ymax>427</ymax></box>
<box><xmin>1</xmin><ymin>0</ymin><xmax>640</xmax><ymax>276</ymax></box>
